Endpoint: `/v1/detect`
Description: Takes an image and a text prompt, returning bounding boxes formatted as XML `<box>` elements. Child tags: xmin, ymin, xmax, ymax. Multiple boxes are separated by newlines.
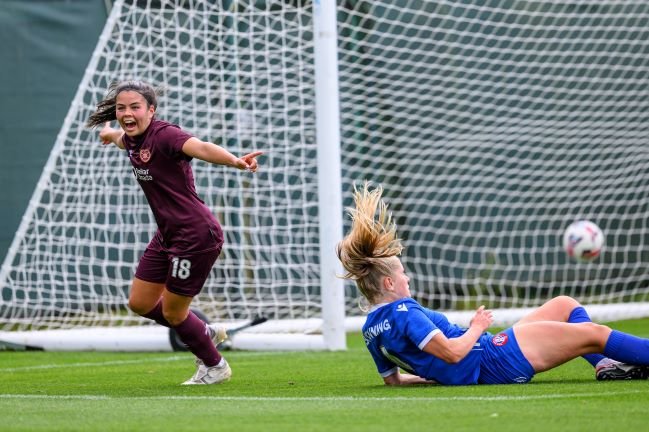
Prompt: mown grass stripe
<box><xmin>1</xmin><ymin>390</ymin><xmax>647</xmax><ymax>402</ymax></box>
<box><xmin>0</xmin><ymin>350</ymin><xmax>308</xmax><ymax>372</ymax></box>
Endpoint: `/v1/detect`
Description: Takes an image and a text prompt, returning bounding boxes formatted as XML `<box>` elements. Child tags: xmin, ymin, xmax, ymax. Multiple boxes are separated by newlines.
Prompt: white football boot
<box><xmin>182</xmin><ymin>358</ymin><xmax>232</xmax><ymax>385</ymax></box>
<box><xmin>595</xmin><ymin>358</ymin><xmax>649</xmax><ymax>381</ymax></box>
<box><xmin>207</xmin><ymin>323</ymin><xmax>228</xmax><ymax>346</ymax></box>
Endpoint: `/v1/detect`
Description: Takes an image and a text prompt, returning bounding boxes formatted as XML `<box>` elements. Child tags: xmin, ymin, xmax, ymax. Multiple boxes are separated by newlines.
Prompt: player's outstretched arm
<box><xmin>383</xmin><ymin>370</ymin><xmax>436</xmax><ymax>386</ymax></box>
<box><xmin>99</xmin><ymin>122</ymin><xmax>125</xmax><ymax>149</ymax></box>
<box><xmin>182</xmin><ymin>137</ymin><xmax>262</xmax><ymax>172</ymax></box>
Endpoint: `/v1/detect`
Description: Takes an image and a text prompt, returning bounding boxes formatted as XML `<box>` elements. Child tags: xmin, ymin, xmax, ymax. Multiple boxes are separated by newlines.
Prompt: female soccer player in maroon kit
<box><xmin>87</xmin><ymin>80</ymin><xmax>262</xmax><ymax>385</ymax></box>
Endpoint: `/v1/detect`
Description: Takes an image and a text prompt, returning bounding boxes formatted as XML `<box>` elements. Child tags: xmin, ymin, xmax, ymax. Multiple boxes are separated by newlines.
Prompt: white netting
<box><xmin>336</xmin><ymin>0</ymin><xmax>649</xmax><ymax>313</ymax></box>
<box><xmin>2</xmin><ymin>0</ymin><xmax>649</xmax><ymax>332</ymax></box>
<box><xmin>1</xmin><ymin>0</ymin><xmax>321</xmax><ymax>330</ymax></box>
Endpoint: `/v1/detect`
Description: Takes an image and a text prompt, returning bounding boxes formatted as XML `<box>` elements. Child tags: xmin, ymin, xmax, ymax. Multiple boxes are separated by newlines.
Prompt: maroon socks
<box><xmin>143</xmin><ymin>301</ymin><xmax>221</xmax><ymax>367</ymax></box>
<box><xmin>142</xmin><ymin>301</ymin><xmax>171</xmax><ymax>327</ymax></box>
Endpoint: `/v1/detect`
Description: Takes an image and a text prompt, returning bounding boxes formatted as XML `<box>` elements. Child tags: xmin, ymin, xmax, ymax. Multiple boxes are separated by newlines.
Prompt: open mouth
<box><xmin>122</xmin><ymin>119</ymin><xmax>137</xmax><ymax>132</ymax></box>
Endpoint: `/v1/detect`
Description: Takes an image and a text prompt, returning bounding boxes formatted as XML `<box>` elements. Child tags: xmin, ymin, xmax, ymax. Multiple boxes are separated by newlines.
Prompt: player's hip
<box><xmin>153</xmin><ymin>221</ymin><xmax>224</xmax><ymax>254</ymax></box>
<box><xmin>477</xmin><ymin>329</ymin><xmax>536</xmax><ymax>384</ymax></box>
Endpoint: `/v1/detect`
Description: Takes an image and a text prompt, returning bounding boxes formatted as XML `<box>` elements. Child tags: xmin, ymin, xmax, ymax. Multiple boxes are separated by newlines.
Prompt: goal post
<box><xmin>314</xmin><ymin>0</ymin><xmax>347</xmax><ymax>351</ymax></box>
<box><xmin>3</xmin><ymin>0</ymin><xmax>649</xmax><ymax>351</ymax></box>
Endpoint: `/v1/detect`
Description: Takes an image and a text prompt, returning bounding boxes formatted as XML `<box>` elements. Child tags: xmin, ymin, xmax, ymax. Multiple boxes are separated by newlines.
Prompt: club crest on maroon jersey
<box><xmin>140</xmin><ymin>149</ymin><xmax>151</xmax><ymax>163</ymax></box>
<box><xmin>492</xmin><ymin>333</ymin><xmax>508</xmax><ymax>346</ymax></box>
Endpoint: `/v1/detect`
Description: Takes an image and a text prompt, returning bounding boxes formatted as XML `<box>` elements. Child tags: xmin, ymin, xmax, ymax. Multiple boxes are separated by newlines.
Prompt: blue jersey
<box><xmin>362</xmin><ymin>298</ymin><xmax>483</xmax><ymax>385</ymax></box>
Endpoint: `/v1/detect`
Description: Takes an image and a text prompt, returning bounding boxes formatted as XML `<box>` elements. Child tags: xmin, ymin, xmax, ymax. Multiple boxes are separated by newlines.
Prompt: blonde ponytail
<box><xmin>336</xmin><ymin>182</ymin><xmax>403</xmax><ymax>305</ymax></box>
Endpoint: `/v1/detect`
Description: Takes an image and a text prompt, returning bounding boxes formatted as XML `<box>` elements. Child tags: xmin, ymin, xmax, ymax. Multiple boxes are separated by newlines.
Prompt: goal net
<box><xmin>335</xmin><ymin>0</ymin><xmax>649</xmax><ymax>322</ymax></box>
<box><xmin>3</xmin><ymin>0</ymin><xmax>649</xmax><ymax>350</ymax></box>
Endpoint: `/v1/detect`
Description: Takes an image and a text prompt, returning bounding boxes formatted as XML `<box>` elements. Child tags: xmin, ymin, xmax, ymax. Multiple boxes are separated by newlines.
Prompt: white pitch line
<box><xmin>0</xmin><ymin>390</ymin><xmax>647</xmax><ymax>402</ymax></box>
<box><xmin>0</xmin><ymin>350</ymin><xmax>303</xmax><ymax>373</ymax></box>
<box><xmin>0</xmin><ymin>356</ymin><xmax>192</xmax><ymax>372</ymax></box>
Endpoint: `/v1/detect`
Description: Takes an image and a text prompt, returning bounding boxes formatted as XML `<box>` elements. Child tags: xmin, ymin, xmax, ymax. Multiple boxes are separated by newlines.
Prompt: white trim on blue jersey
<box><xmin>362</xmin><ymin>297</ymin><xmax>482</xmax><ymax>385</ymax></box>
<box><xmin>418</xmin><ymin>329</ymin><xmax>440</xmax><ymax>350</ymax></box>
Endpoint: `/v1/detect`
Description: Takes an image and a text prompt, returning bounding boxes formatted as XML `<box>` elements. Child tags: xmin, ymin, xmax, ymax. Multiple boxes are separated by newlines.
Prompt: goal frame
<box><xmin>3</xmin><ymin>0</ymin><xmax>649</xmax><ymax>351</ymax></box>
<box><xmin>0</xmin><ymin>0</ymin><xmax>346</xmax><ymax>351</ymax></box>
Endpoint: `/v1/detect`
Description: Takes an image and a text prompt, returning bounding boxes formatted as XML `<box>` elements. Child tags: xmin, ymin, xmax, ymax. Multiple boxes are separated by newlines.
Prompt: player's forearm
<box><xmin>397</xmin><ymin>373</ymin><xmax>436</xmax><ymax>385</ymax></box>
<box><xmin>100</xmin><ymin>127</ymin><xmax>124</xmax><ymax>149</ymax></box>
<box><xmin>110</xmin><ymin>131</ymin><xmax>125</xmax><ymax>149</ymax></box>
<box><xmin>446</xmin><ymin>326</ymin><xmax>484</xmax><ymax>362</ymax></box>
<box><xmin>202</xmin><ymin>144</ymin><xmax>238</xmax><ymax>166</ymax></box>
<box><xmin>384</xmin><ymin>372</ymin><xmax>436</xmax><ymax>386</ymax></box>
<box><xmin>183</xmin><ymin>138</ymin><xmax>239</xmax><ymax>167</ymax></box>
<box><xmin>424</xmin><ymin>326</ymin><xmax>483</xmax><ymax>363</ymax></box>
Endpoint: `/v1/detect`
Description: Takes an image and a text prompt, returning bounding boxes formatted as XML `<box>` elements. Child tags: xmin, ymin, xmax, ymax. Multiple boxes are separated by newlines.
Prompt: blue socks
<box><xmin>603</xmin><ymin>330</ymin><xmax>649</xmax><ymax>365</ymax></box>
<box><xmin>568</xmin><ymin>307</ymin><xmax>606</xmax><ymax>367</ymax></box>
<box><xmin>569</xmin><ymin>306</ymin><xmax>649</xmax><ymax>366</ymax></box>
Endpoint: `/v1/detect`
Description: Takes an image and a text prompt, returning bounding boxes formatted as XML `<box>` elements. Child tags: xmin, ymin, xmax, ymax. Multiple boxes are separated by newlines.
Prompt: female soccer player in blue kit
<box><xmin>87</xmin><ymin>80</ymin><xmax>262</xmax><ymax>385</ymax></box>
<box><xmin>337</xmin><ymin>182</ymin><xmax>649</xmax><ymax>385</ymax></box>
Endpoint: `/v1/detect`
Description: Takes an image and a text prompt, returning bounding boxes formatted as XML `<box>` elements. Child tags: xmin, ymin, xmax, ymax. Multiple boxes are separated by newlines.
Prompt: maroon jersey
<box><xmin>122</xmin><ymin>119</ymin><xmax>223</xmax><ymax>254</ymax></box>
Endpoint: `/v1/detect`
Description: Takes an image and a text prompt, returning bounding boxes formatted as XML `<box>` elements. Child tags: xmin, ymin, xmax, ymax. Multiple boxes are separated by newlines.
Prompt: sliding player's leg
<box><xmin>514</xmin><ymin>295</ymin><xmax>605</xmax><ymax>367</ymax></box>
<box><xmin>514</xmin><ymin>321</ymin><xmax>649</xmax><ymax>380</ymax></box>
<box><xmin>515</xmin><ymin>295</ymin><xmax>581</xmax><ymax>324</ymax></box>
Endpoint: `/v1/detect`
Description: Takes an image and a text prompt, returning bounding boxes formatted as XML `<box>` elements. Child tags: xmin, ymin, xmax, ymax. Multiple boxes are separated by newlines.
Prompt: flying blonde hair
<box><xmin>336</xmin><ymin>182</ymin><xmax>404</xmax><ymax>306</ymax></box>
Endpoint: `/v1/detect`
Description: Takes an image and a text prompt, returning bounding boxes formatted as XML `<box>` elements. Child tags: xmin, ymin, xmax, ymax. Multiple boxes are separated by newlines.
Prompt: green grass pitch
<box><xmin>1</xmin><ymin>319</ymin><xmax>649</xmax><ymax>431</ymax></box>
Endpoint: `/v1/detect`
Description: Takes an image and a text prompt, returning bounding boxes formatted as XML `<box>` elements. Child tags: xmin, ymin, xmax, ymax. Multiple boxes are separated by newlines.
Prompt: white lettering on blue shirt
<box><xmin>363</xmin><ymin>319</ymin><xmax>391</xmax><ymax>345</ymax></box>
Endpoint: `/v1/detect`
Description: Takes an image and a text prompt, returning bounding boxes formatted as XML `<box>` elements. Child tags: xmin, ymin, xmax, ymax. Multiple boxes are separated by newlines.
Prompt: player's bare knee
<box><xmin>594</xmin><ymin>322</ymin><xmax>612</xmax><ymax>339</ymax></box>
<box><xmin>555</xmin><ymin>295</ymin><xmax>580</xmax><ymax>309</ymax></box>
<box><xmin>127</xmin><ymin>299</ymin><xmax>148</xmax><ymax>316</ymax></box>
<box><xmin>582</xmin><ymin>322</ymin><xmax>611</xmax><ymax>347</ymax></box>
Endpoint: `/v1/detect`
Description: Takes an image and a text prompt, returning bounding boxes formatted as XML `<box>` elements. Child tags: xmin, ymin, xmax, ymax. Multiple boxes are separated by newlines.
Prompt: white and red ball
<box><xmin>563</xmin><ymin>220</ymin><xmax>604</xmax><ymax>262</ymax></box>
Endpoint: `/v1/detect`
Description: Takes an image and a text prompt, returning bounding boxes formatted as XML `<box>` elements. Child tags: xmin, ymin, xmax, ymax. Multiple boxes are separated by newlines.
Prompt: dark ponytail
<box><xmin>86</xmin><ymin>80</ymin><xmax>161</xmax><ymax>128</ymax></box>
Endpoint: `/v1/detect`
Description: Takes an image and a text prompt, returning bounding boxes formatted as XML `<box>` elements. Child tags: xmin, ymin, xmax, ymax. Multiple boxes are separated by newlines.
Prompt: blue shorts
<box><xmin>478</xmin><ymin>328</ymin><xmax>536</xmax><ymax>384</ymax></box>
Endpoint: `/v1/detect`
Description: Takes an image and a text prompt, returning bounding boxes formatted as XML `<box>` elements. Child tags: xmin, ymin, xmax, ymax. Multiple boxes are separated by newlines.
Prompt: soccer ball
<box><xmin>563</xmin><ymin>220</ymin><xmax>604</xmax><ymax>262</ymax></box>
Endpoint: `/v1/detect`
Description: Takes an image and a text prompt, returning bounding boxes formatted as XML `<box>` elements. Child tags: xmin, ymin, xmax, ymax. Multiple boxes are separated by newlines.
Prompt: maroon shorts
<box><xmin>135</xmin><ymin>241</ymin><xmax>222</xmax><ymax>297</ymax></box>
